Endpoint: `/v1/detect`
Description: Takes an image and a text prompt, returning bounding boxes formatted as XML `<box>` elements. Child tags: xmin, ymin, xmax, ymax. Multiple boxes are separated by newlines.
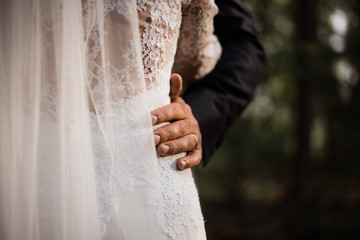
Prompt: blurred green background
<box><xmin>194</xmin><ymin>0</ymin><xmax>360</xmax><ymax>239</ymax></box>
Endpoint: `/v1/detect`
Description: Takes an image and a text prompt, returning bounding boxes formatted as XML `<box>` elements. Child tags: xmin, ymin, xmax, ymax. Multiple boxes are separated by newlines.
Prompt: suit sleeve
<box><xmin>182</xmin><ymin>0</ymin><xmax>266</xmax><ymax>165</ymax></box>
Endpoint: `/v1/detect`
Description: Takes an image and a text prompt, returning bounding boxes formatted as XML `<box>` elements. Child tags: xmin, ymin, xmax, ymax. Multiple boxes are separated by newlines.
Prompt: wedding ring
<box><xmin>190</xmin><ymin>134</ymin><xmax>199</xmax><ymax>150</ymax></box>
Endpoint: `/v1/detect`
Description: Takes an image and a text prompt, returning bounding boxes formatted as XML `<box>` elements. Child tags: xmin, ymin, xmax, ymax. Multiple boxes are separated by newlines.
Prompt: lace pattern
<box><xmin>137</xmin><ymin>1</ymin><xmax>182</xmax><ymax>90</ymax></box>
<box><xmin>1</xmin><ymin>0</ymin><xmax>219</xmax><ymax>238</ymax></box>
<box><xmin>82</xmin><ymin>0</ymin><xmax>221</xmax><ymax>238</ymax></box>
<box><xmin>173</xmin><ymin>0</ymin><xmax>222</xmax><ymax>86</ymax></box>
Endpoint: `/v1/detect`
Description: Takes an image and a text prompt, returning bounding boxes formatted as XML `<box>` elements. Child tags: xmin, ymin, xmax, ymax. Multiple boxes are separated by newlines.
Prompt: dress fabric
<box><xmin>0</xmin><ymin>0</ymin><xmax>220</xmax><ymax>239</ymax></box>
<box><xmin>88</xmin><ymin>1</ymin><xmax>221</xmax><ymax>239</ymax></box>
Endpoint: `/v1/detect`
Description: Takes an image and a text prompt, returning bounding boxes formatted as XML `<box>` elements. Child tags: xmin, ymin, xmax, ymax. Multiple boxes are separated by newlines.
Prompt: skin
<box><xmin>151</xmin><ymin>74</ymin><xmax>202</xmax><ymax>170</ymax></box>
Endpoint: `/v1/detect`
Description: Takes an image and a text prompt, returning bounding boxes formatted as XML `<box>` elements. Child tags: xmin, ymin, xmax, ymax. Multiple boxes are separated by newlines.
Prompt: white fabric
<box><xmin>0</xmin><ymin>0</ymin><xmax>221</xmax><ymax>239</ymax></box>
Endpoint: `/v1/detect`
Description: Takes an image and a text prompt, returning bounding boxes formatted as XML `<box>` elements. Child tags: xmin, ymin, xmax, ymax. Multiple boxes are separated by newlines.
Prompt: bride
<box><xmin>0</xmin><ymin>0</ymin><xmax>221</xmax><ymax>239</ymax></box>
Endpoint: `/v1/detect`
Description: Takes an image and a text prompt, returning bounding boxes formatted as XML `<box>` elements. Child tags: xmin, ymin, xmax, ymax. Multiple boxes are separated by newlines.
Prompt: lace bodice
<box><xmin>84</xmin><ymin>0</ymin><xmax>221</xmax><ymax>239</ymax></box>
<box><xmin>0</xmin><ymin>0</ymin><xmax>220</xmax><ymax>239</ymax></box>
<box><xmin>84</xmin><ymin>0</ymin><xmax>221</xmax><ymax>111</ymax></box>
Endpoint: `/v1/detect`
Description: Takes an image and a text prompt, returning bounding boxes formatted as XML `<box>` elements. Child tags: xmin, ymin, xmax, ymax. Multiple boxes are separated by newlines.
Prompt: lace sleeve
<box><xmin>173</xmin><ymin>0</ymin><xmax>222</xmax><ymax>87</ymax></box>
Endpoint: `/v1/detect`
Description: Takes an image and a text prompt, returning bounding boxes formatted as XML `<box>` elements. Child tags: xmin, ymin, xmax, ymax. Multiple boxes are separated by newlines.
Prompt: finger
<box><xmin>169</xmin><ymin>73</ymin><xmax>183</xmax><ymax>101</ymax></box>
<box><xmin>154</xmin><ymin>119</ymin><xmax>194</xmax><ymax>145</ymax></box>
<box><xmin>156</xmin><ymin>133</ymin><xmax>198</xmax><ymax>156</ymax></box>
<box><xmin>177</xmin><ymin>149</ymin><xmax>202</xmax><ymax>170</ymax></box>
<box><xmin>151</xmin><ymin>102</ymin><xmax>190</xmax><ymax>125</ymax></box>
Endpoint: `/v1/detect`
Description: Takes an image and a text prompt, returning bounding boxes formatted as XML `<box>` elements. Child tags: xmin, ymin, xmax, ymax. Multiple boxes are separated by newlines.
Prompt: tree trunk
<box><xmin>286</xmin><ymin>0</ymin><xmax>318</xmax><ymax>238</ymax></box>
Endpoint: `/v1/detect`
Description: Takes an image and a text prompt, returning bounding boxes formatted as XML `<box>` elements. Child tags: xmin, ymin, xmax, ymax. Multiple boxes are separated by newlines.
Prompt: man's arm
<box><xmin>152</xmin><ymin>1</ymin><xmax>265</xmax><ymax>169</ymax></box>
<box><xmin>183</xmin><ymin>0</ymin><xmax>266</xmax><ymax>165</ymax></box>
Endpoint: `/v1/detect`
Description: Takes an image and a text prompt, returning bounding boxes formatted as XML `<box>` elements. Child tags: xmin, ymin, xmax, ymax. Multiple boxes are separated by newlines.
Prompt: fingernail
<box><xmin>152</xmin><ymin>115</ymin><xmax>158</xmax><ymax>125</ymax></box>
<box><xmin>158</xmin><ymin>144</ymin><xmax>169</xmax><ymax>155</ymax></box>
<box><xmin>154</xmin><ymin>135</ymin><xmax>160</xmax><ymax>145</ymax></box>
<box><xmin>179</xmin><ymin>159</ymin><xmax>187</xmax><ymax>170</ymax></box>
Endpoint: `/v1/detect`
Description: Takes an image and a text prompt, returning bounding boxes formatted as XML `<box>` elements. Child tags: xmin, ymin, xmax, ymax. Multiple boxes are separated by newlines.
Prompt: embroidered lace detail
<box><xmin>83</xmin><ymin>1</ymin><xmax>163</xmax><ymax>235</ymax></box>
<box><xmin>156</xmin><ymin>151</ymin><xmax>206</xmax><ymax>240</ymax></box>
<box><xmin>104</xmin><ymin>0</ymin><xmax>133</xmax><ymax>16</ymax></box>
<box><xmin>173</xmin><ymin>0</ymin><xmax>222</xmax><ymax>86</ymax></box>
<box><xmin>89</xmin><ymin>100</ymin><xmax>162</xmax><ymax>235</ymax></box>
<box><xmin>83</xmin><ymin>0</ymin><xmax>221</xmax><ymax>238</ymax></box>
<box><xmin>137</xmin><ymin>1</ymin><xmax>182</xmax><ymax>90</ymax></box>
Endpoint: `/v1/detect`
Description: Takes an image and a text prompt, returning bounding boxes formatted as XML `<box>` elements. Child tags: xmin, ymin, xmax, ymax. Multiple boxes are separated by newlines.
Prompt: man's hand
<box><xmin>151</xmin><ymin>74</ymin><xmax>202</xmax><ymax>170</ymax></box>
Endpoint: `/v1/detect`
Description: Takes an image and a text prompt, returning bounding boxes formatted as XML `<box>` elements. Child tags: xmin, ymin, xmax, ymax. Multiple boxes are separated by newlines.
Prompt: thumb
<box><xmin>169</xmin><ymin>73</ymin><xmax>183</xmax><ymax>102</ymax></box>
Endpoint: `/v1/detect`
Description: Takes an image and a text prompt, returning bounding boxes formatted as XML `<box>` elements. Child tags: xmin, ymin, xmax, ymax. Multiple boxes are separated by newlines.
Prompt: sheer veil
<box><xmin>0</xmin><ymin>0</ymin><xmax>165</xmax><ymax>239</ymax></box>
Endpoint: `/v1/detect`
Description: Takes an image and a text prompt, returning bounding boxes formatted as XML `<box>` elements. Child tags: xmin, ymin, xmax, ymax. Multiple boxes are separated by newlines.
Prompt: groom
<box><xmin>152</xmin><ymin>0</ymin><xmax>265</xmax><ymax>169</ymax></box>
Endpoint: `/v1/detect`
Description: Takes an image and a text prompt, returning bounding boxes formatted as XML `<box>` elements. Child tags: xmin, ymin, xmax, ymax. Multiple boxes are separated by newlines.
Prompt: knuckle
<box><xmin>193</xmin><ymin>151</ymin><xmax>202</xmax><ymax>165</ymax></box>
<box><xmin>171</xmin><ymin>124</ymin><xmax>180</xmax><ymax>137</ymax></box>
<box><xmin>178</xmin><ymin>103</ymin><xmax>187</xmax><ymax>116</ymax></box>
<box><xmin>157</xmin><ymin>130</ymin><xmax>167</xmax><ymax>142</ymax></box>
<box><xmin>177</xmin><ymin>121</ymin><xmax>188</xmax><ymax>135</ymax></box>
<box><xmin>195</xmin><ymin>157</ymin><xmax>201</xmax><ymax>165</ymax></box>
<box><xmin>169</xmin><ymin>103</ymin><xmax>177</xmax><ymax>115</ymax></box>
<box><xmin>156</xmin><ymin>111</ymin><xmax>165</xmax><ymax>123</ymax></box>
<box><xmin>173</xmin><ymin>103</ymin><xmax>181</xmax><ymax>113</ymax></box>
<box><xmin>193</xmin><ymin>118</ymin><xmax>199</xmax><ymax>128</ymax></box>
<box><xmin>166</xmin><ymin>141</ymin><xmax>176</xmax><ymax>154</ymax></box>
<box><xmin>186</xmin><ymin>136</ymin><xmax>194</xmax><ymax>149</ymax></box>
<box><xmin>188</xmin><ymin>154</ymin><xmax>201</xmax><ymax>167</ymax></box>
<box><xmin>191</xmin><ymin>119</ymin><xmax>199</xmax><ymax>131</ymax></box>
<box><xmin>192</xmin><ymin>156</ymin><xmax>201</xmax><ymax>165</ymax></box>
<box><xmin>156</xmin><ymin>104</ymin><xmax>175</xmax><ymax>123</ymax></box>
<box><xmin>198</xmin><ymin>150</ymin><xmax>203</xmax><ymax>160</ymax></box>
<box><xmin>184</xmin><ymin>103</ymin><xmax>191</xmax><ymax>113</ymax></box>
<box><xmin>163</xmin><ymin>128</ymin><xmax>173</xmax><ymax>141</ymax></box>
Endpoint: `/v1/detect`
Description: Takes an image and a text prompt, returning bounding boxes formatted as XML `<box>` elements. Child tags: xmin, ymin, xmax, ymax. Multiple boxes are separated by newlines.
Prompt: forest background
<box><xmin>195</xmin><ymin>0</ymin><xmax>360</xmax><ymax>239</ymax></box>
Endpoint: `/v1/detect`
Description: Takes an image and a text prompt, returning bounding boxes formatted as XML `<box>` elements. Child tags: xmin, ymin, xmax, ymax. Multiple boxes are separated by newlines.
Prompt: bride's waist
<box><xmin>146</xmin><ymin>87</ymin><xmax>171</xmax><ymax>111</ymax></box>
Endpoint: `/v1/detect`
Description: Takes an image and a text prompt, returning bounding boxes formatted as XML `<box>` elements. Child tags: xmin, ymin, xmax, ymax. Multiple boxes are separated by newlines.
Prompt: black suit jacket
<box><xmin>183</xmin><ymin>0</ymin><xmax>265</xmax><ymax>165</ymax></box>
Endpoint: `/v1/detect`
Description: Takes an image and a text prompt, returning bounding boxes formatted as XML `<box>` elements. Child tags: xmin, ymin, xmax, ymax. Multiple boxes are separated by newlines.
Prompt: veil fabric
<box><xmin>0</xmin><ymin>0</ymin><xmax>166</xmax><ymax>239</ymax></box>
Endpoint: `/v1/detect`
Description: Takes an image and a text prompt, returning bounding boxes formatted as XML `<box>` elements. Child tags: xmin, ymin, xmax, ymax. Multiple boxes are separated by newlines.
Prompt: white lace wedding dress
<box><xmin>0</xmin><ymin>0</ymin><xmax>220</xmax><ymax>239</ymax></box>
<box><xmin>87</xmin><ymin>0</ymin><xmax>221</xmax><ymax>239</ymax></box>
